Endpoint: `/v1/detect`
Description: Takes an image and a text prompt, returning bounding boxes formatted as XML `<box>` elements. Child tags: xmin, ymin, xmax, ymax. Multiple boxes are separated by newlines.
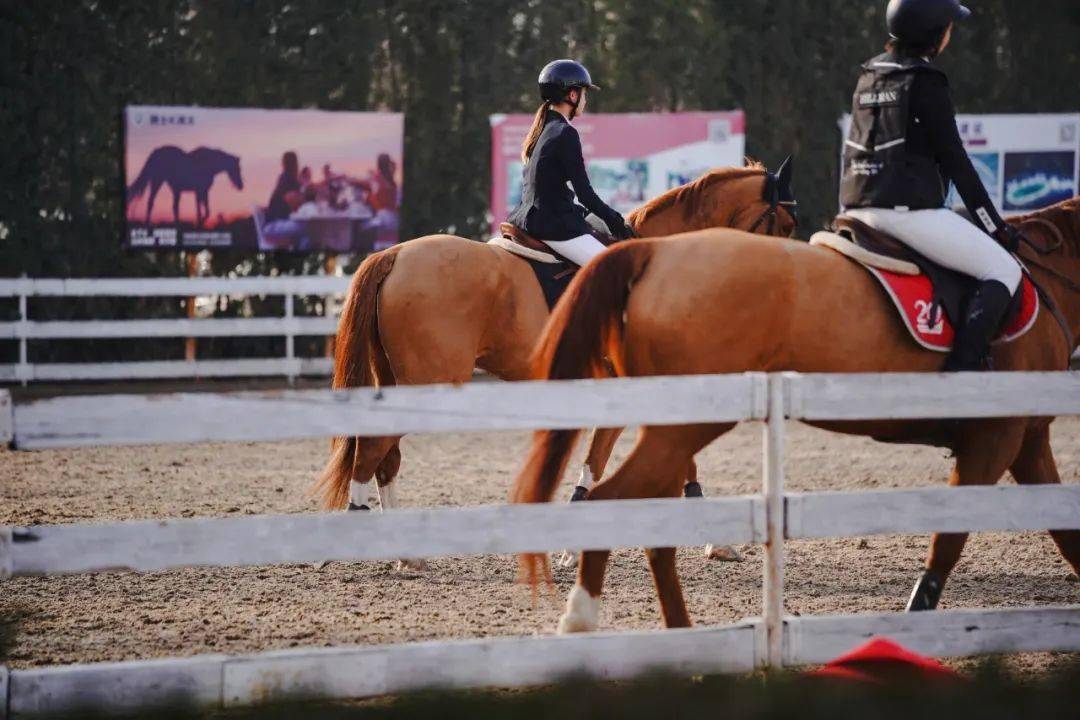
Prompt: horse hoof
<box><xmin>705</xmin><ymin>544</ymin><xmax>743</xmax><ymax>562</ymax></box>
<box><xmin>568</xmin><ymin>485</ymin><xmax>589</xmax><ymax>502</ymax></box>
<box><xmin>396</xmin><ymin>558</ymin><xmax>430</xmax><ymax>573</ymax></box>
<box><xmin>905</xmin><ymin>569</ymin><xmax>944</xmax><ymax>611</ymax></box>
<box><xmin>347</xmin><ymin>502</ymin><xmax>371</xmax><ymax>512</ymax></box>
<box><xmin>557</xmin><ymin>613</ymin><xmax>596</xmax><ymax>634</ymax></box>
<box><xmin>558</xmin><ymin>550</ymin><xmax>578</xmax><ymax>568</ymax></box>
<box><xmin>683</xmin><ymin>481</ymin><xmax>704</xmax><ymax>498</ymax></box>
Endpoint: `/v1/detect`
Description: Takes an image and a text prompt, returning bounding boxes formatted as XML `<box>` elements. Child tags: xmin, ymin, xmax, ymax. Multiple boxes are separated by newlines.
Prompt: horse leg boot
<box><xmin>558</xmin><ymin>428</ymin><xmax>623</xmax><ymax>567</ymax></box>
<box><xmin>1009</xmin><ymin>424</ymin><xmax>1080</xmax><ymax>579</ymax></box>
<box><xmin>907</xmin><ymin>419</ymin><xmax>1025</xmax><ymax>610</ymax></box>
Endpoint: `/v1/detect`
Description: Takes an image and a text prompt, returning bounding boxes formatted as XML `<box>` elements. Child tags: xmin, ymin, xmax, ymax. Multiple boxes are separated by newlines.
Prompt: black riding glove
<box><xmin>993</xmin><ymin>225</ymin><xmax>1023</xmax><ymax>254</ymax></box>
<box><xmin>607</xmin><ymin>215</ymin><xmax>633</xmax><ymax>241</ymax></box>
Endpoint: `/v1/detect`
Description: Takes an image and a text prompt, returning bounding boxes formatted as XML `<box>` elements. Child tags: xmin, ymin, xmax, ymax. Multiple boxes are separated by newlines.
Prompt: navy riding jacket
<box><xmin>507</xmin><ymin>111</ymin><xmax>625</xmax><ymax>241</ymax></box>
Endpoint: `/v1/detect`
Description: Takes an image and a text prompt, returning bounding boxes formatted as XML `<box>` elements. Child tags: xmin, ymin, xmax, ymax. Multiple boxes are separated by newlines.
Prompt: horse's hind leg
<box><xmin>907</xmin><ymin>419</ymin><xmax>1026</xmax><ymax>611</ymax></box>
<box><xmin>1009</xmin><ymin>422</ymin><xmax>1080</xmax><ymax>577</ymax></box>
<box><xmin>560</xmin><ymin>423</ymin><xmax>731</xmax><ymax>633</ymax></box>
<box><xmin>347</xmin><ymin>436</ymin><xmax>400</xmax><ymax>511</ymax></box>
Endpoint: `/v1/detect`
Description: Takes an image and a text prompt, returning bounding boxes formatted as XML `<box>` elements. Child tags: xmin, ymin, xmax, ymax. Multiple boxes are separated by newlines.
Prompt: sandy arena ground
<box><xmin>2</xmin><ymin>415</ymin><xmax>1079</xmax><ymax>677</ymax></box>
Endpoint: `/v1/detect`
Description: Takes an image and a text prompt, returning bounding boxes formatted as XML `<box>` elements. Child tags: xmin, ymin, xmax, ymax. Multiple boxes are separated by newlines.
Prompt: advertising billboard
<box><xmin>839</xmin><ymin>113</ymin><xmax>1080</xmax><ymax>215</ymax></box>
<box><xmin>490</xmin><ymin>111</ymin><xmax>746</xmax><ymax>235</ymax></box>
<box><xmin>124</xmin><ymin>106</ymin><xmax>403</xmax><ymax>253</ymax></box>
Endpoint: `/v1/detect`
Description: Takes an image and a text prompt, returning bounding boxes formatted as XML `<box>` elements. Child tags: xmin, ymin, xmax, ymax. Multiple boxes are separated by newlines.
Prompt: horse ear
<box><xmin>777</xmin><ymin>155</ymin><xmax>794</xmax><ymax>189</ymax></box>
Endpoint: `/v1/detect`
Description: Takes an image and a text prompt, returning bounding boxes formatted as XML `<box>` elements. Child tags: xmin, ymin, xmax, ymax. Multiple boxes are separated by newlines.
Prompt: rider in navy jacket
<box><xmin>507</xmin><ymin>60</ymin><xmax>633</xmax><ymax>265</ymax></box>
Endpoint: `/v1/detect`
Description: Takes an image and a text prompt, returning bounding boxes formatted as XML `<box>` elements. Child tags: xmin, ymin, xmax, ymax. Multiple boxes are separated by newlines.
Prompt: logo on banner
<box><xmin>708</xmin><ymin>119</ymin><xmax>731</xmax><ymax>143</ymax></box>
<box><xmin>958</xmin><ymin>119</ymin><xmax>988</xmax><ymax>147</ymax></box>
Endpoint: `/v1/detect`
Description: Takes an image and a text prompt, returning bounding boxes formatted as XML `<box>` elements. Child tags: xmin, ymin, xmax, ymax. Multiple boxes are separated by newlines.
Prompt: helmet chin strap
<box><xmin>565</xmin><ymin>89</ymin><xmax>581</xmax><ymax>120</ymax></box>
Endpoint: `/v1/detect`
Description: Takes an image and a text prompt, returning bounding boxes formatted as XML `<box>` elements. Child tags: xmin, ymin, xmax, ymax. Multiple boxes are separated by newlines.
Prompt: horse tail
<box><xmin>511</xmin><ymin>241</ymin><xmax>654</xmax><ymax>584</ymax></box>
<box><xmin>127</xmin><ymin>159</ymin><xmax>153</xmax><ymax>200</ymax></box>
<box><xmin>313</xmin><ymin>246</ymin><xmax>401</xmax><ymax>509</ymax></box>
<box><xmin>532</xmin><ymin>239</ymin><xmax>653</xmax><ymax>382</ymax></box>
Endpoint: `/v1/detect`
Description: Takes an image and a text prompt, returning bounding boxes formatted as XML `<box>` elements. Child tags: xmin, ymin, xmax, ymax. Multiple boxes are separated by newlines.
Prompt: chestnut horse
<box><xmin>315</xmin><ymin>163</ymin><xmax>798</xmax><ymax>542</ymax></box>
<box><xmin>512</xmin><ymin>197</ymin><xmax>1080</xmax><ymax>633</ymax></box>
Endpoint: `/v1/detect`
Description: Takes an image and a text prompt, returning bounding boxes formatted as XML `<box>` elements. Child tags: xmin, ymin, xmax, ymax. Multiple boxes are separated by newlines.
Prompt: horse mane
<box><xmin>193</xmin><ymin>146</ymin><xmax>239</xmax><ymax>161</ymax></box>
<box><xmin>1015</xmin><ymin>196</ymin><xmax>1080</xmax><ymax>256</ymax></box>
<box><xmin>626</xmin><ymin>161</ymin><xmax>766</xmax><ymax>227</ymax></box>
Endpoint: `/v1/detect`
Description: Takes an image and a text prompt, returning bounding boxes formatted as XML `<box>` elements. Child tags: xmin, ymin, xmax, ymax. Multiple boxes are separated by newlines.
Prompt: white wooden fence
<box><xmin>2</xmin><ymin>371</ymin><xmax>1080</xmax><ymax>717</ymax></box>
<box><xmin>0</xmin><ymin>276</ymin><xmax>350</xmax><ymax>384</ymax></box>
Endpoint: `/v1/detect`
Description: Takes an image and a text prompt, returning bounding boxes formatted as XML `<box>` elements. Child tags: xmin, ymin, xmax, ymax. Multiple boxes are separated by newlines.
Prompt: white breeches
<box><xmin>844</xmin><ymin>207</ymin><xmax>1022</xmax><ymax>292</ymax></box>
<box><xmin>542</xmin><ymin>234</ymin><xmax>608</xmax><ymax>266</ymax></box>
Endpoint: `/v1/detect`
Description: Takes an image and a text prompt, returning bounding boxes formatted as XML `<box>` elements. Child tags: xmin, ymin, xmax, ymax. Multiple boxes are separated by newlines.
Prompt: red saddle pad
<box><xmin>863</xmin><ymin>265</ymin><xmax>1039</xmax><ymax>352</ymax></box>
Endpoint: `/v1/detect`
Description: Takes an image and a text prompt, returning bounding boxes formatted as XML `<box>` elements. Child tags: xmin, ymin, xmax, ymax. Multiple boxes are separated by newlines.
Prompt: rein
<box><xmin>1018</xmin><ymin>218</ymin><xmax>1080</xmax><ymax>293</ymax></box>
<box><xmin>1013</xmin><ymin>216</ymin><xmax>1078</xmax><ymax>362</ymax></box>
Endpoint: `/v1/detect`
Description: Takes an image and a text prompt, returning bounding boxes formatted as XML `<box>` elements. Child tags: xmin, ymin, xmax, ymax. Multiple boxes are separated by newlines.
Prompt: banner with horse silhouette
<box><xmin>124</xmin><ymin>106</ymin><xmax>403</xmax><ymax>253</ymax></box>
<box><xmin>489</xmin><ymin>111</ymin><xmax>746</xmax><ymax>236</ymax></box>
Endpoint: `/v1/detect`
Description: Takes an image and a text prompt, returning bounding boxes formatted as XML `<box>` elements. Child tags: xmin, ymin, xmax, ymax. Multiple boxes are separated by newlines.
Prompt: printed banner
<box><xmin>839</xmin><ymin>113</ymin><xmax>1080</xmax><ymax>214</ymax></box>
<box><xmin>124</xmin><ymin>106</ymin><xmax>403</xmax><ymax>253</ymax></box>
<box><xmin>490</xmin><ymin>111</ymin><xmax>746</xmax><ymax>235</ymax></box>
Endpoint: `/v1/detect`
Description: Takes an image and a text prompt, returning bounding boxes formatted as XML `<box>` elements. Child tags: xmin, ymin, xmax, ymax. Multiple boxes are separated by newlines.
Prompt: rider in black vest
<box><xmin>840</xmin><ymin>0</ymin><xmax>1025</xmax><ymax>371</ymax></box>
<box><xmin>507</xmin><ymin>60</ymin><xmax>634</xmax><ymax>266</ymax></box>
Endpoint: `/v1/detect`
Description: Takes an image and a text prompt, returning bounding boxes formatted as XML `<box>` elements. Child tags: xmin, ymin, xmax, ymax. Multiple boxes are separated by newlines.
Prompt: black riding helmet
<box><xmin>886</xmin><ymin>0</ymin><xmax>970</xmax><ymax>46</ymax></box>
<box><xmin>538</xmin><ymin>59</ymin><xmax>599</xmax><ymax>104</ymax></box>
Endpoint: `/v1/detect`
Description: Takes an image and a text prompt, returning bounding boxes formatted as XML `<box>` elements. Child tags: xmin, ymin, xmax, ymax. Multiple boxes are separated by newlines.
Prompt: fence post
<box><xmin>762</xmin><ymin>373</ymin><xmax>786</xmax><ymax>668</ymax></box>
<box><xmin>284</xmin><ymin>291</ymin><xmax>295</xmax><ymax>385</ymax></box>
<box><xmin>0</xmin><ymin>662</ymin><xmax>8</xmax><ymax>720</ymax></box>
<box><xmin>17</xmin><ymin>275</ymin><xmax>28</xmax><ymax>386</ymax></box>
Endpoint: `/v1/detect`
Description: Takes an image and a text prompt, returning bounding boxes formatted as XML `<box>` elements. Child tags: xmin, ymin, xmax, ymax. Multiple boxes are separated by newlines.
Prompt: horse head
<box><xmin>627</xmin><ymin>160</ymin><xmax>797</xmax><ymax>239</ymax></box>
<box><xmin>225</xmin><ymin>154</ymin><xmax>244</xmax><ymax>191</ymax></box>
<box><xmin>701</xmin><ymin>157</ymin><xmax>797</xmax><ymax>238</ymax></box>
<box><xmin>747</xmin><ymin>155</ymin><xmax>797</xmax><ymax>238</ymax></box>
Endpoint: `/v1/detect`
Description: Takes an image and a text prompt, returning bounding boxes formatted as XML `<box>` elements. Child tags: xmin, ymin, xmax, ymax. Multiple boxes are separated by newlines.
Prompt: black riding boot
<box><xmin>943</xmin><ymin>280</ymin><xmax>1016</xmax><ymax>372</ymax></box>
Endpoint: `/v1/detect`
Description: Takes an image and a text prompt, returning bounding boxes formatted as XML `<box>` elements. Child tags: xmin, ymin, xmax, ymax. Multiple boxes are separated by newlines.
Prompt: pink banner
<box><xmin>490</xmin><ymin>111</ymin><xmax>745</xmax><ymax>235</ymax></box>
<box><xmin>125</xmin><ymin>106</ymin><xmax>403</xmax><ymax>253</ymax></box>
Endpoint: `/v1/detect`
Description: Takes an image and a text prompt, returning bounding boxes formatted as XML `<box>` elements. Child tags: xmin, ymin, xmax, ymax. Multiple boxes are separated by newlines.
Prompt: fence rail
<box><xmin>2</xmin><ymin>370</ymin><xmax>1079</xmax><ymax>715</ymax></box>
<box><xmin>0</xmin><ymin>276</ymin><xmax>351</xmax><ymax>384</ymax></box>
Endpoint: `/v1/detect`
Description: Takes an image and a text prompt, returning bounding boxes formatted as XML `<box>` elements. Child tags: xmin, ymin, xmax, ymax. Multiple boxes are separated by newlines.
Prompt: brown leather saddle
<box><xmin>498</xmin><ymin>223</ymin><xmax>554</xmax><ymax>255</ymax></box>
<box><xmin>498</xmin><ymin>222</ymin><xmax>618</xmax><ymax>256</ymax></box>
<box><xmin>494</xmin><ymin>222</ymin><xmax>619</xmax><ymax>310</ymax></box>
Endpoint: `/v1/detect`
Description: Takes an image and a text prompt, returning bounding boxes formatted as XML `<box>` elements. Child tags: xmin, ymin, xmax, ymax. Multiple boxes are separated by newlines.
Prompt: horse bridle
<box><xmin>747</xmin><ymin>172</ymin><xmax>798</xmax><ymax>238</ymax></box>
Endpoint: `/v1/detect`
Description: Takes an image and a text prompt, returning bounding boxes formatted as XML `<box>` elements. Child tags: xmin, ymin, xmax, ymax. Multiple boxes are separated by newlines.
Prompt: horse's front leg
<box><xmin>907</xmin><ymin>418</ymin><xmax>1025</xmax><ymax>611</ymax></box>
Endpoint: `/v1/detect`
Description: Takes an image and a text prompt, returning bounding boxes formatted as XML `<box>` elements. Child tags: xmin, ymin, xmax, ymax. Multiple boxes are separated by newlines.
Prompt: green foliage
<box><xmin>3</xmin><ymin>0</ymin><xmax>1079</xmax><ymax>272</ymax></box>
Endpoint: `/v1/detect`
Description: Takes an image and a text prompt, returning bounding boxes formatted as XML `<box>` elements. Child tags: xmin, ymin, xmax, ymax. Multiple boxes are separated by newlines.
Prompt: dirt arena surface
<box><xmin>3</xmin><ymin>416</ymin><xmax>1079</xmax><ymax>677</ymax></box>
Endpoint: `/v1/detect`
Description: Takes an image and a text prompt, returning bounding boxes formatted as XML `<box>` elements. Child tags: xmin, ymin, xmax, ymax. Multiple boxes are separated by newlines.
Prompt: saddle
<box><xmin>487</xmin><ymin>221</ymin><xmax>618</xmax><ymax>310</ymax></box>
<box><xmin>810</xmin><ymin>215</ymin><xmax>1038</xmax><ymax>352</ymax></box>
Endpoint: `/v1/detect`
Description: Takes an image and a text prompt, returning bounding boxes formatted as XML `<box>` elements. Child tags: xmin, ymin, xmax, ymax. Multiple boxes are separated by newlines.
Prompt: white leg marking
<box><xmin>349</xmin><ymin>479</ymin><xmax>377</xmax><ymax>509</ymax></box>
<box><xmin>557</xmin><ymin>584</ymin><xmax>600</xmax><ymax>634</ymax></box>
<box><xmin>376</xmin><ymin>479</ymin><xmax>396</xmax><ymax>511</ymax></box>
<box><xmin>578</xmin><ymin>465</ymin><xmax>596</xmax><ymax>489</ymax></box>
